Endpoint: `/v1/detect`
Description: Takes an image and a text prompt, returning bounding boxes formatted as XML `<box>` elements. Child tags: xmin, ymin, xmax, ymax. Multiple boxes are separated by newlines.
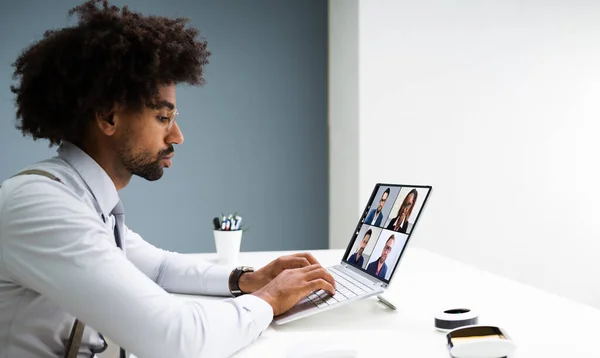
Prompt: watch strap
<box><xmin>228</xmin><ymin>266</ymin><xmax>254</xmax><ymax>297</ymax></box>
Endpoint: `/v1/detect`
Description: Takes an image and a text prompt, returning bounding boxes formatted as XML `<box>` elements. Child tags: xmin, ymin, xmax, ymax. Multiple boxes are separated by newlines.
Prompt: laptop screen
<box><xmin>342</xmin><ymin>183</ymin><xmax>432</xmax><ymax>284</ymax></box>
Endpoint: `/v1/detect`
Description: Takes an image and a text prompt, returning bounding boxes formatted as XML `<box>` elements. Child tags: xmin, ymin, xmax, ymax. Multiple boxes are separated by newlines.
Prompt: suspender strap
<box><xmin>65</xmin><ymin>319</ymin><xmax>86</xmax><ymax>358</ymax></box>
<box><xmin>11</xmin><ymin>169</ymin><xmax>62</xmax><ymax>182</ymax></box>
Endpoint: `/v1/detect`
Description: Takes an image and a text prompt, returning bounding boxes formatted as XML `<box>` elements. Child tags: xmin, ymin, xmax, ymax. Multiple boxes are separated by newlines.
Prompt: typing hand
<box><xmin>251</xmin><ymin>264</ymin><xmax>336</xmax><ymax>316</ymax></box>
<box><xmin>238</xmin><ymin>253</ymin><xmax>322</xmax><ymax>293</ymax></box>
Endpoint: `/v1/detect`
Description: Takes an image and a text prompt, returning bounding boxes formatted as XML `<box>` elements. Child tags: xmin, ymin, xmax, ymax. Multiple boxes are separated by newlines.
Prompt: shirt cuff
<box><xmin>206</xmin><ymin>264</ymin><xmax>236</xmax><ymax>296</ymax></box>
<box><xmin>235</xmin><ymin>294</ymin><xmax>274</xmax><ymax>331</ymax></box>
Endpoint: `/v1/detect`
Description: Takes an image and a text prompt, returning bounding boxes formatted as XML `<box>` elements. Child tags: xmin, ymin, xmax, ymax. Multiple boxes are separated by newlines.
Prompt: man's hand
<box><xmin>238</xmin><ymin>253</ymin><xmax>321</xmax><ymax>293</ymax></box>
<box><xmin>251</xmin><ymin>264</ymin><xmax>336</xmax><ymax>316</ymax></box>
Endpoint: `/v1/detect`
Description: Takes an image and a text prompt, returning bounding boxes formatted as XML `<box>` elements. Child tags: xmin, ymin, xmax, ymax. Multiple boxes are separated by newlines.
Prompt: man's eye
<box><xmin>157</xmin><ymin>116</ymin><xmax>170</xmax><ymax>122</ymax></box>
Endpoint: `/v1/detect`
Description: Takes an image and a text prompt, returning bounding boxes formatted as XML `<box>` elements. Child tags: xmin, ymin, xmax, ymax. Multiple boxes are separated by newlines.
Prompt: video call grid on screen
<box><xmin>342</xmin><ymin>183</ymin><xmax>432</xmax><ymax>284</ymax></box>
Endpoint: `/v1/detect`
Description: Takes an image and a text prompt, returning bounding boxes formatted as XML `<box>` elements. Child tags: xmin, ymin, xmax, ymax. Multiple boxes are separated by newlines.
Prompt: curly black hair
<box><xmin>10</xmin><ymin>0</ymin><xmax>210</xmax><ymax>146</ymax></box>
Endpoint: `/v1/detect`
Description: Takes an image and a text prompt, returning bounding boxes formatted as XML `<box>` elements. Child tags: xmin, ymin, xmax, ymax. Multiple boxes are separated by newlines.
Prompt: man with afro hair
<box><xmin>0</xmin><ymin>1</ymin><xmax>335</xmax><ymax>357</ymax></box>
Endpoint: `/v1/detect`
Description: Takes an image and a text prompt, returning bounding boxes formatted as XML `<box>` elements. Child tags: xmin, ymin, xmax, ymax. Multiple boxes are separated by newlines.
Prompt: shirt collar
<box><xmin>57</xmin><ymin>141</ymin><xmax>119</xmax><ymax>217</ymax></box>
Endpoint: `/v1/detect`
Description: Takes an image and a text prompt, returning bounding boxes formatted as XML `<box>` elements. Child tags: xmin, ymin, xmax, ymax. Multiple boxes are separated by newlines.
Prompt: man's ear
<box><xmin>95</xmin><ymin>107</ymin><xmax>122</xmax><ymax>136</ymax></box>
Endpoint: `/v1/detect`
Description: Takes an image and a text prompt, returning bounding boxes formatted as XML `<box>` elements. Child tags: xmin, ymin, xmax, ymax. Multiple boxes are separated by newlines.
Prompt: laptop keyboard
<box><xmin>306</xmin><ymin>266</ymin><xmax>375</xmax><ymax>308</ymax></box>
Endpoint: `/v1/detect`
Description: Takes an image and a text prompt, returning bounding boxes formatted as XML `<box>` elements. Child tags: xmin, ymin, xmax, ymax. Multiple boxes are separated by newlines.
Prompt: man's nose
<box><xmin>167</xmin><ymin>122</ymin><xmax>184</xmax><ymax>145</ymax></box>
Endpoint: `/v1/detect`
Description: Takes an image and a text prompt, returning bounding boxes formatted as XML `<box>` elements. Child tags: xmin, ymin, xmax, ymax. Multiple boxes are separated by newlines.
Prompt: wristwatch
<box><xmin>228</xmin><ymin>266</ymin><xmax>254</xmax><ymax>297</ymax></box>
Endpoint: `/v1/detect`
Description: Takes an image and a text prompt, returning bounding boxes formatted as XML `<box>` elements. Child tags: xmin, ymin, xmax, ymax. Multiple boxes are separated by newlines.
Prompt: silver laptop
<box><xmin>273</xmin><ymin>183</ymin><xmax>432</xmax><ymax>325</ymax></box>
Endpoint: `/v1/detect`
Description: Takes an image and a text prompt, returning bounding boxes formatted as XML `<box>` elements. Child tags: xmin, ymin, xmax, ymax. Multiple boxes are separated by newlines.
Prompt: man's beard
<box><xmin>119</xmin><ymin>144</ymin><xmax>174</xmax><ymax>181</ymax></box>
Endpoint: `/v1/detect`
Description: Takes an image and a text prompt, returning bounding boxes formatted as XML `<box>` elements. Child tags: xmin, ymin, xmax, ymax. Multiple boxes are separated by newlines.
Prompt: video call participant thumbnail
<box><xmin>365</xmin><ymin>235</ymin><xmax>395</xmax><ymax>279</ymax></box>
<box><xmin>387</xmin><ymin>189</ymin><xmax>418</xmax><ymax>234</ymax></box>
<box><xmin>347</xmin><ymin>229</ymin><xmax>372</xmax><ymax>267</ymax></box>
<box><xmin>365</xmin><ymin>188</ymin><xmax>390</xmax><ymax>227</ymax></box>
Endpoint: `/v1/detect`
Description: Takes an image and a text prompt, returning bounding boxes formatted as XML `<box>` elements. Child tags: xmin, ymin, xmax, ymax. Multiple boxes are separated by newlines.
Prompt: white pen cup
<box><xmin>213</xmin><ymin>229</ymin><xmax>243</xmax><ymax>265</ymax></box>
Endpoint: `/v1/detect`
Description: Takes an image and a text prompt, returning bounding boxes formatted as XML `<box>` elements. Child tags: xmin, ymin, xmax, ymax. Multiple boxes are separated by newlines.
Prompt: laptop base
<box><xmin>273</xmin><ymin>287</ymin><xmax>383</xmax><ymax>325</ymax></box>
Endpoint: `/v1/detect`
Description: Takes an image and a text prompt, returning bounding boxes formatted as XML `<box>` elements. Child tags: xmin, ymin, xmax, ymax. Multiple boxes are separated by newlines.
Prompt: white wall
<box><xmin>329</xmin><ymin>0</ymin><xmax>361</xmax><ymax>249</ymax></box>
<box><xmin>355</xmin><ymin>0</ymin><xmax>600</xmax><ymax>308</ymax></box>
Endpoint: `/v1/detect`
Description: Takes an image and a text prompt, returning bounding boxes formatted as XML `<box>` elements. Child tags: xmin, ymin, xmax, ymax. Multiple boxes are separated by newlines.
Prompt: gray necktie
<box><xmin>111</xmin><ymin>201</ymin><xmax>126</xmax><ymax>253</ymax></box>
<box><xmin>110</xmin><ymin>201</ymin><xmax>127</xmax><ymax>358</ymax></box>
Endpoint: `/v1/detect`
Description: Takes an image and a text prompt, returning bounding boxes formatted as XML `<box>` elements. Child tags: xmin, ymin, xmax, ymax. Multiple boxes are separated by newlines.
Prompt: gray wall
<box><xmin>0</xmin><ymin>0</ymin><xmax>328</xmax><ymax>253</ymax></box>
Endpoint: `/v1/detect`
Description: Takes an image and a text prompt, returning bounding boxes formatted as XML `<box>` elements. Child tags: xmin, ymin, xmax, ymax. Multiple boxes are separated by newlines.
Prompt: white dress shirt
<box><xmin>396</xmin><ymin>218</ymin><xmax>405</xmax><ymax>229</ymax></box>
<box><xmin>369</xmin><ymin>211</ymin><xmax>380</xmax><ymax>226</ymax></box>
<box><xmin>0</xmin><ymin>142</ymin><xmax>273</xmax><ymax>358</ymax></box>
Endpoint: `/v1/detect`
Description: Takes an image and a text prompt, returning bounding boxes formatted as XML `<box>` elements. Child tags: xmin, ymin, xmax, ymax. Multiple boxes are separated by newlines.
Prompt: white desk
<box><xmin>174</xmin><ymin>247</ymin><xmax>600</xmax><ymax>358</ymax></box>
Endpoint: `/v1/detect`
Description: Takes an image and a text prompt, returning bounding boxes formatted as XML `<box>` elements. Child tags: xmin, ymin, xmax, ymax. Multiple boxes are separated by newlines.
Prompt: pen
<box><xmin>214</xmin><ymin>213</ymin><xmax>244</xmax><ymax>231</ymax></box>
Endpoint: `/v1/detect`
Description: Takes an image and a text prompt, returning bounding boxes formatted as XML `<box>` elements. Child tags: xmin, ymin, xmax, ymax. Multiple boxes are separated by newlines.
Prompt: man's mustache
<box><xmin>159</xmin><ymin>145</ymin><xmax>174</xmax><ymax>157</ymax></box>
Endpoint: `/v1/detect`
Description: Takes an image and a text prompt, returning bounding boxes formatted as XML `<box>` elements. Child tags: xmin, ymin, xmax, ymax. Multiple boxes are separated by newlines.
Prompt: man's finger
<box><xmin>299</xmin><ymin>263</ymin><xmax>323</xmax><ymax>273</ymax></box>
<box><xmin>292</xmin><ymin>252</ymin><xmax>318</xmax><ymax>265</ymax></box>
<box><xmin>319</xmin><ymin>268</ymin><xmax>336</xmax><ymax>289</ymax></box>
<box><xmin>307</xmin><ymin>278</ymin><xmax>336</xmax><ymax>296</ymax></box>
<box><xmin>280</xmin><ymin>256</ymin><xmax>310</xmax><ymax>269</ymax></box>
<box><xmin>303</xmin><ymin>267</ymin><xmax>336</xmax><ymax>288</ymax></box>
